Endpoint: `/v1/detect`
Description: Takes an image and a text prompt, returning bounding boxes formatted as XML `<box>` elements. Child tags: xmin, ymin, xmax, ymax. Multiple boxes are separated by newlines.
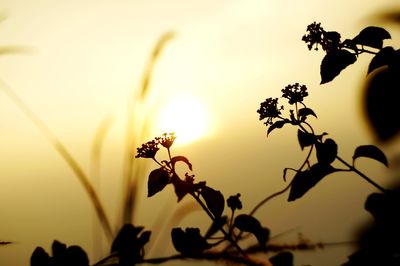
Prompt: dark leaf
<box><xmin>298</xmin><ymin>107</ymin><xmax>317</xmax><ymax>119</ymax></box>
<box><xmin>52</xmin><ymin>240</ymin><xmax>67</xmax><ymax>265</ymax></box>
<box><xmin>288</xmin><ymin>163</ymin><xmax>337</xmax><ymax>201</ymax></box>
<box><xmin>171</xmin><ymin>228</ymin><xmax>210</xmax><ymax>255</ymax></box>
<box><xmin>353</xmin><ymin>26</ymin><xmax>391</xmax><ymax>49</ymax></box>
<box><xmin>234</xmin><ymin>214</ymin><xmax>268</xmax><ymax>246</ymax></box>
<box><xmin>368</xmin><ymin>46</ymin><xmax>395</xmax><ymax>74</ymax></box>
<box><xmin>111</xmin><ymin>224</ymin><xmax>149</xmax><ymax>265</ymax></box>
<box><xmin>205</xmin><ymin>216</ymin><xmax>228</xmax><ymax>239</ymax></box>
<box><xmin>267</xmin><ymin>120</ymin><xmax>287</xmax><ymax>136</ymax></box>
<box><xmin>171</xmin><ymin>156</ymin><xmax>192</xmax><ymax>171</ymax></box>
<box><xmin>270</xmin><ymin>251</ymin><xmax>294</xmax><ymax>266</ymax></box>
<box><xmin>363</xmin><ymin>67</ymin><xmax>400</xmax><ymax>142</ymax></box>
<box><xmin>320</xmin><ymin>49</ymin><xmax>357</xmax><ymax>84</ymax></box>
<box><xmin>353</xmin><ymin>145</ymin><xmax>388</xmax><ymax>167</ymax></box>
<box><xmin>31</xmin><ymin>247</ymin><xmax>51</xmax><ymax>266</ymax></box>
<box><xmin>171</xmin><ymin>175</ymin><xmax>193</xmax><ymax>202</ymax></box>
<box><xmin>297</xmin><ymin>130</ymin><xmax>315</xmax><ymax>150</ymax></box>
<box><xmin>200</xmin><ymin>186</ymin><xmax>225</xmax><ymax>218</ymax></box>
<box><xmin>147</xmin><ymin>167</ymin><xmax>170</xmax><ymax>197</ymax></box>
<box><xmin>316</xmin><ymin>138</ymin><xmax>337</xmax><ymax>164</ymax></box>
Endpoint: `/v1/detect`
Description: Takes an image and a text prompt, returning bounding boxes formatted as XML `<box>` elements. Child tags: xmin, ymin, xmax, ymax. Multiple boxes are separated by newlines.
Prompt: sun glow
<box><xmin>154</xmin><ymin>95</ymin><xmax>210</xmax><ymax>145</ymax></box>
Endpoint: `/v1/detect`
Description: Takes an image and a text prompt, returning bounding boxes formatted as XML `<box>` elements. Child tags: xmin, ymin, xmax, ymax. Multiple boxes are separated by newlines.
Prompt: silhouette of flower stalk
<box><xmin>257</xmin><ymin>82</ymin><xmax>389</xmax><ymax>203</ymax></box>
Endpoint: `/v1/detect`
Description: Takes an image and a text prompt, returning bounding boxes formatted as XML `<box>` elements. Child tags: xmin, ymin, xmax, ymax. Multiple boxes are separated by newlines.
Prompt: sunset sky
<box><xmin>1</xmin><ymin>1</ymin><xmax>399</xmax><ymax>265</ymax></box>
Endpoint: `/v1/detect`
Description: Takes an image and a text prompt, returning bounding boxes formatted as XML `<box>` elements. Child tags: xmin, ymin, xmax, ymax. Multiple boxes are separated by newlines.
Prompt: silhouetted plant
<box><xmin>20</xmin><ymin>21</ymin><xmax>400</xmax><ymax>266</ymax></box>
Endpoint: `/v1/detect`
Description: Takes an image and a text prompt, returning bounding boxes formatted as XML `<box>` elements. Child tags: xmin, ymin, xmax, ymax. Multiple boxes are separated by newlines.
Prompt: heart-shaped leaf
<box><xmin>320</xmin><ymin>49</ymin><xmax>357</xmax><ymax>84</ymax></box>
<box><xmin>147</xmin><ymin>168</ymin><xmax>170</xmax><ymax>197</ymax></box>
<box><xmin>297</xmin><ymin>130</ymin><xmax>315</xmax><ymax>150</ymax></box>
<box><xmin>316</xmin><ymin>138</ymin><xmax>338</xmax><ymax>164</ymax></box>
<box><xmin>353</xmin><ymin>145</ymin><xmax>388</xmax><ymax>167</ymax></box>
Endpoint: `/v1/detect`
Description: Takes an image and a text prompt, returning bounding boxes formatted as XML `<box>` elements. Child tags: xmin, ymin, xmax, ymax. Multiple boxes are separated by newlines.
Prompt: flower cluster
<box><xmin>302</xmin><ymin>22</ymin><xmax>341</xmax><ymax>52</ymax></box>
<box><xmin>257</xmin><ymin>98</ymin><xmax>283</xmax><ymax>125</ymax></box>
<box><xmin>281</xmin><ymin>83</ymin><xmax>309</xmax><ymax>104</ymax></box>
<box><xmin>136</xmin><ymin>133</ymin><xmax>176</xmax><ymax>158</ymax></box>
<box><xmin>135</xmin><ymin>139</ymin><xmax>160</xmax><ymax>159</ymax></box>
<box><xmin>157</xmin><ymin>132</ymin><xmax>176</xmax><ymax>149</ymax></box>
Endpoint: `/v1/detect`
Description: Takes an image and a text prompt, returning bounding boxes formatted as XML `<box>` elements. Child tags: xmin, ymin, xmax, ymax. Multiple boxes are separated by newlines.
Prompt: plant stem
<box><xmin>190</xmin><ymin>193</ymin><xmax>247</xmax><ymax>256</ymax></box>
<box><xmin>336</xmin><ymin>155</ymin><xmax>387</xmax><ymax>193</ymax></box>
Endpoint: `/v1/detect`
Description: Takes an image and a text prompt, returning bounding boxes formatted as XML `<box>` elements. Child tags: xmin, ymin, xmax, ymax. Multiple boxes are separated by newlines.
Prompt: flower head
<box><xmin>158</xmin><ymin>132</ymin><xmax>176</xmax><ymax>149</ymax></box>
<box><xmin>281</xmin><ymin>83</ymin><xmax>308</xmax><ymax>104</ymax></box>
<box><xmin>302</xmin><ymin>22</ymin><xmax>325</xmax><ymax>51</ymax></box>
<box><xmin>302</xmin><ymin>22</ymin><xmax>341</xmax><ymax>52</ymax></box>
<box><xmin>257</xmin><ymin>98</ymin><xmax>283</xmax><ymax>125</ymax></box>
<box><xmin>227</xmin><ymin>193</ymin><xmax>242</xmax><ymax>211</ymax></box>
<box><xmin>136</xmin><ymin>139</ymin><xmax>159</xmax><ymax>159</ymax></box>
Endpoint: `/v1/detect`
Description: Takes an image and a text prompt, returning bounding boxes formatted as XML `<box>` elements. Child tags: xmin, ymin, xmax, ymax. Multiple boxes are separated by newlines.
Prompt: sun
<box><xmin>153</xmin><ymin>95</ymin><xmax>210</xmax><ymax>145</ymax></box>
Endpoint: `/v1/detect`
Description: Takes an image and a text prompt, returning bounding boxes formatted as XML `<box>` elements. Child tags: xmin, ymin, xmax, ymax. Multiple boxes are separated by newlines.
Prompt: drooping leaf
<box><xmin>234</xmin><ymin>214</ymin><xmax>269</xmax><ymax>246</ymax></box>
<box><xmin>316</xmin><ymin>138</ymin><xmax>337</xmax><ymax>164</ymax></box>
<box><xmin>200</xmin><ymin>186</ymin><xmax>225</xmax><ymax>218</ymax></box>
<box><xmin>368</xmin><ymin>46</ymin><xmax>395</xmax><ymax>74</ymax></box>
<box><xmin>205</xmin><ymin>215</ymin><xmax>228</xmax><ymax>239</ymax></box>
<box><xmin>267</xmin><ymin>120</ymin><xmax>287</xmax><ymax>136</ymax></box>
<box><xmin>270</xmin><ymin>251</ymin><xmax>294</xmax><ymax>266</ymax></box>
<box><xmin>171</xmin><ymin>228</ymin><xmax>211</xmax><ymax>255</ymax></box>
<box><xmin>147</xmin><ymin>168</ymin><xmax>170</xmax><ymax>197</ymax></box>
<box><xmin>353</xmin><ymin>145</ymin><xmax>388</xmax><ymax>167</ymax></box>
<box><xmin>288</xmin><ymin>163</ymin><xmax>337</xmax><ymax>201</ymax></box>
<box><xmin>171</xmin><ymin>156</ymin><xmax>193</xmax><ymax>171</ymax></box>
<box><xmin>353</xmin><ymin>26</ymin><xmax>391</xmax><ymax>49</ymax></box>
<box><xmin>297</xmin><ymin>130</ymin><xmax>315</xmax><ymax>150</ymax></box>
<box><xmin>298</xmin><ymin>107</ymin><xmax>317</xmax><ymax>120</ymax></box>
<box><xmin>363</xmin><ymin>67</ymin><xmax>400</xmax><ymax>142</ymax></box>
<box><xmin>320</xmin><ymin>49</ymin><xmax>357</xmax><ymax>84</ymax></box>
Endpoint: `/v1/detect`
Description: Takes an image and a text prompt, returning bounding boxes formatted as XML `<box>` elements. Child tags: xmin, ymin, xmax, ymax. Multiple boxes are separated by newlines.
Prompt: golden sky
<box><xmin>1</xmin><ymin>1</ymin><xmax>399</xmax><ymax>265</ymax></box>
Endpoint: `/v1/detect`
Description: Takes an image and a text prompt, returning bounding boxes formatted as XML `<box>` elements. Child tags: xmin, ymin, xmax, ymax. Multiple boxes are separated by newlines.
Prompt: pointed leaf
<box><xmin>267</xmin><ymin>120</ymin><xmax>287</xmax><ymax>136</ymax></box>
<box><xmin>288</xmin><ymin>163</ymin><xmax>337</xmax><ymax>201</ymax></box>
<box><xmin>205</xmin><ymin>215</ymin><xmax>228</xmax><ymax>239</ymax></box>
<box><xmin>316</xmin><ymin>138</ymin><xmax>337</xmax><ymax>164</ymax></box>
<box><xmin>320</xmin><ymin>50</ymin><xmax>357</xmax><ymax>84</ymax></box>
<box><xmin>353</xmin><ymin>145</ymin><xmax>388</xmax><ymax>167</ymax></box>
<box><xmin>234</xmin><ymin>214</ymin><xmax>262</xmax><ymax>233</ymax></box>
<box><xmin>297</xmin><ymin>130</ymin><xmax>315</xmax><ymax>150</ymax></box>
<box><xmin>368</xmin><ymin>46</ymin><xmax>395</xmax><ymax>74</ymax></box>
<box><xmin>353</xmin><ymin>26</ymin><xmax>391</xmax><ymax>49</ymax></box>
<box><xmin>200</xmin><ymin>186</ymin><xmax>225</xmax><ymax>218</ymax></box>
<box><xmin>65</xmin><ymin>246</ymin><xmax>89</xmax><ymax>266</ymax></box>
<box><xmin>298</xmin><ymin>107</ymin><xmax>317</xmax><ymax>119</ymax></box>
<box><xmin>147</xmin><ymin>168</ymin><xmax>170</xmax><ymax>197</ymax></box>
<box><xmin>171</xmin><ymin>156</ymin><xmax>193</xmax><ymax>171</ymax></box>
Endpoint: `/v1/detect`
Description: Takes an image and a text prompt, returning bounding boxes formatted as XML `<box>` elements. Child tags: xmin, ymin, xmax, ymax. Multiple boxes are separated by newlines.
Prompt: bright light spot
<box><xmin>154</xmin><ymin>95</ymin><xmax>210</xmax><ymax>145</ymax></box>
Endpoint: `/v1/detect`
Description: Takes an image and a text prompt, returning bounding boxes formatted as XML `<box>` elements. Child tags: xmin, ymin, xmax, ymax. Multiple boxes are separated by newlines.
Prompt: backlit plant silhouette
<box><xmin>17</xmin><ymin>20</ymin><xmax>400</xmax><ymax>266</ymax></box>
